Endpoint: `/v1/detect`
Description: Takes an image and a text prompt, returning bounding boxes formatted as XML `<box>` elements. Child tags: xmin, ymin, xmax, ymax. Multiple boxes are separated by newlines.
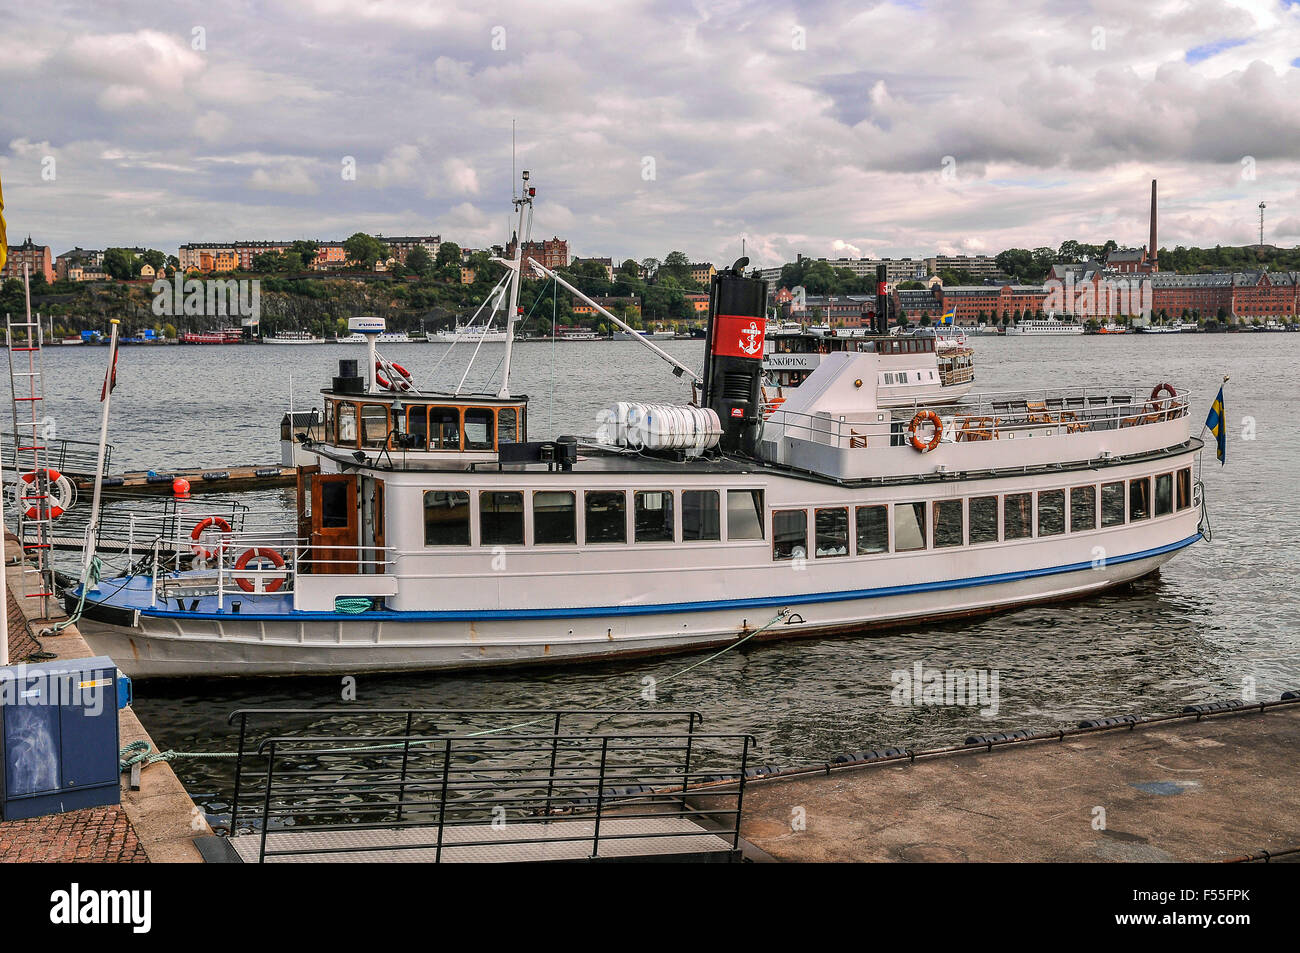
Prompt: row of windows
<box><xmin>771</xmin><ymin>468</ymin><xmax>1193</xmax><ymax>561</ymax></box>
<box><xmin>424</xmin><ymin>488</ymin><xmax>766</xmax><ymax>547</ymax></box>
<box><xmin>325</xmin><ymin>400</ymin><xmax>525</xmax><ymax>452</ymax></box>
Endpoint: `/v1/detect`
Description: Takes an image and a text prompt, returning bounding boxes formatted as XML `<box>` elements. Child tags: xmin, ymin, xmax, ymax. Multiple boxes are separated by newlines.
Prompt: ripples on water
<box><xmin>32</xmin><ymin>335</ymin><xmax>1299</xmax><ymax>808</ymax></box>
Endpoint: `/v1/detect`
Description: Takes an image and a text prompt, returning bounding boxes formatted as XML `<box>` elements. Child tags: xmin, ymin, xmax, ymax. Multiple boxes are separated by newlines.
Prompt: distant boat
<box><xmin>263</xmin><ymin>331</ymin><xmax>324</xmax><ymax>344</ymax></box>
<box><xmin>181</xmin><ymin>328</ymin><xmax>244</xmax><ymax>344</ymax></box>
<box><xmin>1095</xmin><ymin>323</ymin><xmax>1126</xmax><ymax>335</ymax></box>
<box><xmin>338</xmin><ymin>331</ymin><xmax>414</xmax><ymax>344</ymax></box>
<box><xmin>1005</xmin><ymin>318</ymin><xmax>1084</xmax><ymax>336</ymax></box>
<box><xmin>427</xmin><ymin>325</ymin><xmax>509</xmax><ymax>343</ymax></box>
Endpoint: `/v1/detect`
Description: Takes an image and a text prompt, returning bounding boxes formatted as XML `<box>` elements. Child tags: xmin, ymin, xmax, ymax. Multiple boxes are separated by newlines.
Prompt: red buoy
<box><xmin>173</xmin><ymin>477</ymin><xmax>191</xmax><ymax>498</ymax></box>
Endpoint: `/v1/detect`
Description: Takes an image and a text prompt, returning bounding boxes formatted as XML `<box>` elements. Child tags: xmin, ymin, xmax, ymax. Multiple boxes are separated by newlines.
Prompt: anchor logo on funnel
<box><xmin>738</xmin><ymin>321</ymin><xmax>762</xmax><ymax>356</ymax></box>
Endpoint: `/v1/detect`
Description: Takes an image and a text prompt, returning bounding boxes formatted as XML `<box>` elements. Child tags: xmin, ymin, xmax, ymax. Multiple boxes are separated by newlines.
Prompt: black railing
<box><xmin>227</xmin><ymin>708</ymin><xmax>751</xmax><ymax>863</ymax></box>
<box><xmin>2</xmin><ymin>433</ymin><xmax>112</xmax><ymax>477</ymax></box>
<box><xmin>17</xmin><ymin>494</ymin><xmax>249</xmax><ymax>558</ymax></box>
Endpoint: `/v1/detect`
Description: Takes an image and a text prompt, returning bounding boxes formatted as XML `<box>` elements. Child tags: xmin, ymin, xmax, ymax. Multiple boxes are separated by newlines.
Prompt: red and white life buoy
<box><xmin>233</xmin><ymin>547</ymin><xmax>287</xmax><ymax>593</ymax></box>
<box><xmin>190</xmin><ymin>516</ymin><xmax>233</xmax><ymax>560</ymax></box>
<box><xmin>1146</xmin><ymin>382</ymin><xmax>1178</xmax><ymax>421</ymax></box>
<box><xmin>18</xmin><ymin>468</ymin><xmax>74</xmax><ymax>520</ymax></box>
<box><xmin>375</xmin><ymin>361</ymin><xmax>413</xmax><ymax>392</ymax></box>
<box><xmin>908</xmin><ymin>410</ymin><xmax>943</xmax><ymax>453</ymax></box>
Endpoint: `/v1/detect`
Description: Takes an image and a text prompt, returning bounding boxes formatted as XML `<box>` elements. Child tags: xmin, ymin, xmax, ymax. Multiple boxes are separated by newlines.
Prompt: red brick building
<box><xmin>2</xmin><ymin>237</ymin><xmax>55</xmax><ymax>283</ymax></box>
<box><xmin>507</xmin><ymin>236</ymin><xmax>568</xmax><ymax>276</ymax></box>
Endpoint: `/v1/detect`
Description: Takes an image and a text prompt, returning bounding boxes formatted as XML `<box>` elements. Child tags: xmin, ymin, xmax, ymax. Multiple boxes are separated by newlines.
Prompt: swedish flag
<box><xmin>0</xmin><ymin>169</ymin><xmax>7</xmax><ymax>274</ymax></box>
<box><xmin>939</xmin><ymin>308</ymin><xmax>955</xmax><ymax>325</ymax></box>
<box><xmin>1204</xmin><ymin>385</ymin><xmax>1225</xmax><ymax>465</ymax></box>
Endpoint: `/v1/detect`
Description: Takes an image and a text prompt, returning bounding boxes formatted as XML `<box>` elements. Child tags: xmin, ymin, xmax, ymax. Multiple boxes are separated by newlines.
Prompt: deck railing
<box><xmin>224</xmin><ymin>708</ymin><xmax>752</xmax><ymax>863</ymax></box>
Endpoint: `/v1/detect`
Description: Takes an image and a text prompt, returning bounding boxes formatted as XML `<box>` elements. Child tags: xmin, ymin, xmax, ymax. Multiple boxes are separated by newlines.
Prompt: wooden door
<box><xmin>371</xmin><ymin>479</ymin><xmax>385</xmax><ymax>573</ymax></box>
<box><xmin>310</xmin><ymin>474</ymin><xmax>359</xmax><ymax>574</ymax></box>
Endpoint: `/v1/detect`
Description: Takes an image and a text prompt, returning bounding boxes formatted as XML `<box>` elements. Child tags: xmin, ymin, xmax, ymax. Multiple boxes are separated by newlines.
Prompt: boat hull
<box><xmin>76</xmin><ymin>534</ymin><xmax>1195</xmax><ymax>678</ymax></box>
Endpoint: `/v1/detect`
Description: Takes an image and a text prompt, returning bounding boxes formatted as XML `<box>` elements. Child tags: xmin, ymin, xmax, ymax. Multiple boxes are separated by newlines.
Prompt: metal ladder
<box><xmin>6</xmin><ymin>311</ymin><xmax>55</xmax><ymax>617</ymax></box>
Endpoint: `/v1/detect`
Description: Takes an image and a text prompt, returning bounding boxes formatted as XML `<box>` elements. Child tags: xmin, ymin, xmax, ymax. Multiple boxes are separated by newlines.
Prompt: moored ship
<box><xmin>68</xmin><ymin>174</ymin><xmax>1209</xmax><ymax>678</ymax></box>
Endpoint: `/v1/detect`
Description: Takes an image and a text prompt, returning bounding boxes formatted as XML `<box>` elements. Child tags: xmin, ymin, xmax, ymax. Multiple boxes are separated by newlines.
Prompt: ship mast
<box><xmin>498</xmin><ymin>169</ymin><xmax>533</xmax><ymax>398</ymax></box>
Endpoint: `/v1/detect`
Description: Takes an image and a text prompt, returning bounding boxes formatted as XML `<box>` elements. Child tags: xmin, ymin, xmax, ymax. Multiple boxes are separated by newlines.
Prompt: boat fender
<box><xmin>908</xmin><ymin>410</ymin><xmax>943</xmax><ymax>453</ymax></box>
<box><xmin>18</xmin><ymin>468</ymin><xmax>75</xmax><ymax>520</ymax></box>
<box><xmin>145</xmin><ymin>472</ymin><xmax>173</xmax><ymax>484</ymax></box>
<box><xmin>254</xmin><ymin>467</ymin><xmax>281</xmax><ymax>478</ymax></box>
<box><xmin>202</xmin><ymin>471</ymin><xmax>230</xmax><ymax>481</ymax></box>
<box><xmin>103</xmin><ymin>476</ymin><xmax>125</xmax><ymax>487</ymax></box>
<box><xmin>1282</xmin><ymin>691</ymin><xmax>1300</xmax><ymax>701</ymax></box>
<box><xmin>1078</xmin><ymin>714</ymin><xmax>1142</xmax><ymax>729</ymax></box>
<box><xmin>965</xmin><ymin>729</ymin><xmax>1035</xmax><ymax>746</ymax></box>
<box><xmin>743</xmin><ymin>764</ymin><xmax>778</xmax><ymax>779</ymax></box>
<box><xmin>1182</xmin><ymin>700</ymin><xmax>1244</xmax><ymax>715</ymax></box>
<box><xmin>233</xmin><ymin>547</ymin><xmax>286</xmax><ymax>593</ymax></box>
<box><xmin>190</xmin><ymin>516</ymin><xmax>233</xmax><ymax>560</ymax></box>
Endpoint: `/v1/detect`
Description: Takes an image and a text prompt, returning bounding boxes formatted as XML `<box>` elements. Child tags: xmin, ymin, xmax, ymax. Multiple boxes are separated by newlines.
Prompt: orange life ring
<box><xmin>375</xmin><ymin>361</ymin><xmax>413</xmax><ymax>392</ymax></box>
<box><xmin>1148</xmin><ymin>382</ymin><xmax>1177</xmax><ymax>421</ymax></box>
<box><xmin>909</xmin><ymin>410</ymin><xmax>943</xmax><ymax>452</ymax></box>
<box><xmin>190</xmin><ymin>516</ymin><xmax>232</xmax><ymax>559</ymax></box>
<box><xmin>19</xmin><ymin>468</ymin><xmax>72</xmax><ymax>520</ymax></box>
<box><xmin>233</xmin><ymin>547</ymin><xmax>286</xmax><ymax>593</ymax></box>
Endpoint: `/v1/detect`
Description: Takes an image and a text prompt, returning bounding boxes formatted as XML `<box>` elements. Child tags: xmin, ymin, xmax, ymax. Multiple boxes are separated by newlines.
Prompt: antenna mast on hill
<box><xmin>1258</xmin><ymin>202</ymin><xmax>1266</xmax><ymax>246</ymax></box>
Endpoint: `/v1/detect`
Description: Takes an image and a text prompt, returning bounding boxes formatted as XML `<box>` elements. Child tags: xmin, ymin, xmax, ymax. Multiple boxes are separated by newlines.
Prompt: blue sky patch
<box><xmin>1186</xmin><ymin>38</ymin><xmax>1251</xmax><ymax>63</ymax></box>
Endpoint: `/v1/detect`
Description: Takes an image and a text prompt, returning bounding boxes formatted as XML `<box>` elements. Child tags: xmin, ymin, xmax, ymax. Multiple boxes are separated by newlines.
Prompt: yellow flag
<box><xmin>0</xmin><ymin>170</ymin><xmax>7</xmax><ymax>274</ymax></box>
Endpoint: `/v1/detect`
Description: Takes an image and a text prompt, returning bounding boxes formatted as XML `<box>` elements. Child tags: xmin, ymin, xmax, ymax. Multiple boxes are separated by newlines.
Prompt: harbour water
<box><xmin>26</xmin><ymin>334</ymin><xmax>1299</xmax><ymax>815</ymax></box>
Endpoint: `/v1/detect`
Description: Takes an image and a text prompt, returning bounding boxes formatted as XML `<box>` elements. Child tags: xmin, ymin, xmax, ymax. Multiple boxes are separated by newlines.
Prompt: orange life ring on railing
<box><xmin>190</xmin><ymin>516</ymin><xmax>233</xmax><ymax>559</ymax></box>
<box><xmin>909</xmin><ymin>410</ymin><xmax>943</xmax><ymax>452</ymax></box>
<box><xmin>18</xmin><ymin>468</ymin><xmax>73</xmax><ymax>520</ymax></box>
<box><xmin>1148</xmin><ymin>381</ymin><xmax>1177</xmax><ymax>421</ymax></box>
<box><xmin>375</xmin><ymin>361</ymin><xmax>413</xmax><ymax>392</ymax></box>
<box><xmin>233</xmin><ymin>547</ymin><xmax>286</xmax><ymax>593</ymax></box>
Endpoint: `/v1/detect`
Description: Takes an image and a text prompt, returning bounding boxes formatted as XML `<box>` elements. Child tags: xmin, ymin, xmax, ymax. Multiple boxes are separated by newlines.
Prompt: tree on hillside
<box><xmin>405</xmin><ymin>245</ymin><xmax>433</xmax><ymax>277</ymax></box>
<box><xmin>658</xmin><ymin>251</ymin><xmax>691</xmax><ymax>283</ymax></box>
<box><xmin>436</xmin><ymin>242</ymin><xmax>462</xmax><ymax>268</ymax></box>
<box><xmin>344</xmin><ymin>232</ymin><xmax>389</xmax><ymax>269</ymax></box>
<box><xmin>103</xmin><ymin>247</ymin><xmax>141</xmax><ymax>280</ymax></box>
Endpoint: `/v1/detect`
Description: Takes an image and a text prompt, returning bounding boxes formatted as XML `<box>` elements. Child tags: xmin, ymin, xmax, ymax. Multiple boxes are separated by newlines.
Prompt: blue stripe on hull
<box><xmin>131</xmin><ymin>533</ymin><xmax>1202</xmax><ymax>624</ymax></box>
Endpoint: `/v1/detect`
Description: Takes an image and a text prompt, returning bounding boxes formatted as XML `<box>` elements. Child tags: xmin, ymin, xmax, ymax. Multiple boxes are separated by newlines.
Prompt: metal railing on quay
<box><xmin>1</xmin><ymin>432</ymin><xmax>112</xmax><ymax>477</ymax></box>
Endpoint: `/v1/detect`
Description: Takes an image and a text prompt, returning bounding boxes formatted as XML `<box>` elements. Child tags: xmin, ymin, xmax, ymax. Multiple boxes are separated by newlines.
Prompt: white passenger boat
<box><xmin>263</xmin><ymin>331</ymin><xmax>324</xmax><ymax>344</ymax></box>
<box><xmin>427</xmin><ymin>325</ymin><xmax>509</xmax><ymax>343</ymax></box>
<box><xmin>1005</xmin><ymin>318</ymin><xmax>1085</xmax><ymax>335</ymax></box>
<box><xmin>338</xmin><ymin>331</ymin><xmax>414</xmax><ymax>344</ymax></box>
<box><xmin>69</xmin><ymin>175</ymin><xmax>1209</xmax><ymax>678</ymax></box>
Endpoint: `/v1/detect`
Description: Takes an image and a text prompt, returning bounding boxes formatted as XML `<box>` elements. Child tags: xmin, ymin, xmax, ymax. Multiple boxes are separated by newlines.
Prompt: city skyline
<box><xmin>1</xmin><ymin>1</ymin><xmax>1298</xmax><ymax>270</ymax></box>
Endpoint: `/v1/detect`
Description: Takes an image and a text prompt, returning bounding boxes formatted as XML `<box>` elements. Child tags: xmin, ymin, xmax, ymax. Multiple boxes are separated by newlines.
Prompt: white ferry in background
<box><xmin>1005</xmin><ymin>317</ymin><xmax>1085</xmax><ymax>335</ymax></box>
<box><xmin>338</xmin><ymin>331</ymin><xmax>415</xmax><ymax>344</ymax></box>
<box><xmin>613</xmin><ymin>328</ymin><xmax>675</xmax><ymax>341</ymax></box>
<box><xmin>68</xmin><ymin>173</ymin><xmax>1208</xmax><ymax>677</ymax></box>
<box><xmin>427</xmin><ymin>324</ymin><xmax>509</xmax><ymax>343</ymax></box>
<box><xmin>263</xmin><ymin>331</ymin><xmax>324</xmax><ymax>345</ymax></box>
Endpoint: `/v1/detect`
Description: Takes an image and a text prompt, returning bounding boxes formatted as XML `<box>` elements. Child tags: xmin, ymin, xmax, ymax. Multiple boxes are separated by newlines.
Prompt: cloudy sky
<box><xmin>2</xmin><ymin>0</ymin><xmax>1299</xmax><ymax>270</ymax></box>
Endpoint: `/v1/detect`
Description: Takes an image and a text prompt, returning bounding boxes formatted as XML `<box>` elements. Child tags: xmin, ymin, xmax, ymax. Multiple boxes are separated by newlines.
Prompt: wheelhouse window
<box><xmin>533</xmin><ymin>491</ymin><xmax>575</xmax><ymax>544</ymax></box>
<box><xmin>1070</xmin><ymin>485</ymin><xmax>1097</xmax><ymax>532</ymax></box>
<box><xmin>361</xmin><ymin>404</ymin><xmax>389</xmax><ymax>449</ymax></box>
<box><xmin>726</xmin><ymin>490</ymin><xmax>764</xmax><ymax>540</ymax></box>
<box><xmin>815</xmin><ymin>507</ymin><xmax>849</xmax><ymax>557</ymax></box>
<box><xmin>855</xmin><ymin>505</ymin><xmax>888</xmax><ymax>554</ymax></box>
<box><xmin>683</xmin><ymin>490</ymin><xmax>721</xmax><ymax>541</ymax></box>
<box><xmin>772</xmin><ymin>509</ymin><xmax>807</xmax><ymax>561</ymax></box>
<box><xmin>480</xmin><ymin>491</ymin><xmax>524</xmax><ymax>546</ymax></box>
<box><xmin>1003</xmin><ymin>493</ymin><xmax>1032</xmax><ymax>540</ymax></box>
<box><xmin>336</xmin><ymin>401</ymin><xmax>358</xmax><ymax>446</ymax></box>
<box><xmin>634</xmin><ymin>491</ymin><xmax>675</xmax><ymax>543</ymax></box>
<box><xmin>1101</xmin><ymin>482</ymin><xmax>1125</xmax><ymax>527</ymax></box>
<box><xmin>1037</xmin><ymin>490</ymin><xmax>1065</xmax><ymax>537</ymax></box>
<box><xmin>894</xmin><ymin>502</ymin><xmax>927</xmax><ymax>552</ymax></box>
<box><xmin>464</xmin><ymin>408</ymin><xmax>495</xmax><ymax>450</ymax></box>
<box><xmin>430</xmin><ymin>407</ymin><xmax>461</xmax><ymax>450</ymax></box>
<box><xmin>1154</xmin><ymin>472</ymin><xmax>1173</xmax><ymax>517</ymax></box>
<box><xmin>424</xmin><ymin>491</ymin><xmax>470</xmax><ymax>546</ymax></box>
<box><xmin>584</xmin><ymin>491</ymin><xmax>626</xmax><ymax>544</ymax></box>
<box><xmin>1176</xmin><ymin>468</ymin><xmax>1192</xmax><ymax>510</ymax></box>
<box><xmin>406</xmin><ymin>406</ymin><xmax>429</xmax><ymax>449</ymax></box>
<box><xmin>1129</xmin><ymin>477</ymin><xmax>1151</xmax><ymax>521</ymax></box>
<box><xmin>933</xmin><ymin>499</ymin><xmax>963</xmax><ymax>548</ymax></box>
<box><xmin>969</xmin><ymin>496</ymin><xmax>998</xmax><ymax>544</ymax></box>
<box><xmin>498</xmin><ymin>407</ymin><xmax>518</xmax><ymax>445</ymax></box>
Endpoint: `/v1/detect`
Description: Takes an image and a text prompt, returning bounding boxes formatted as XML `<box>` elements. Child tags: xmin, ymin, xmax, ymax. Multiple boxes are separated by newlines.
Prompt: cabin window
<box><xmin>406</xmin><ymin>407</ymin><xmax>429</xmax><ymax>449</ymax></box>
<box><xmin>584</xmin><ymin>491</ymin><xmax>627</xmax><ymax>544</ymax></box>
<box><xmin>336</xmin><ymin>401</ymin><xmax>358</xmax><ymax>446</ymax></box>
<box><xmin>321</xmin><ymin>480</ymin><xmax>350</xmax><ymax>529</ymax></box>
<box><xmin>480</xmin><ymin>491</ymin><xmax>524</xmax><ymax>546</ymax></box>
<box><xmin>1037</xmin><ymin>490</ymin><xmax>1065</xmax><ymax>537</ymax></box>
<box><xmin>1003</xmin><ymin>493</ymin><xmax>1032</xmax><ymax>540</ymax></box>
<box><xmin>772</xmin><ymin>510</ymin><xmax>807</xmax><ymax>561</ymax></box>
<box><xmin>498</xmin><ymin>407</ymin><xmax>518</xmax><ymax>445</ymax></box>
<box><xmin>635</xmin><ymin>491</ymin><xmax>675</xmax><ymax>543</ymax></box>
<box><xmin>1129</xmin><ymin>477</ymin><xmax>1151</xmax><ymax>521</ymax></box>
<box><xmin>726</xmin><ymin>490</ymin><xmax>764</xmax><ymax>540</ymax></box>
<box><xmin>534</xmin><ymin>491</ymin><xmax>576</xmax><ymax>544</ymax></box>
<box><xmin>683</xmin><ymin>490</ymin><xmax>721</xmax><ymax>541</ymax></box>
<box><xmin>855</xmin><ymin>505</ymin><xmax>888</xmax><ymax>554</ymax></box>
<box><xmin>894</xmin><ymin>502</ymin><xmax>927</xmax><ymax>552</ymax></box>
<box><xmin>1101</xmin><ymin>482</ymin><xmax>1125</xmax><ymax>527</ymax></box>
<box><xmin>815</xmin><ymin>508</ymin><xmax>849</xmax><ymax>557</ymax></box>
<box><xmin>969</xmin><ymin>496</ymin><xmax>998</xmax><ymax>544</ymax></box>
<box><xmin>1070</xmin><ymin>485</ymin><xmax>1097</xmax><ymax>531</ymax></box>
<box><xmin>465</xmin><ymin>408</ymin><xmax>495</xmax><ymax>450</ymax></box>
<box><xmin>1176</xmin><ymin>468</ymin><xmax>1191</xmax><ymax>510</ymax></box>
<box><xmin>933</xmin><ymin>499</ymin><xmax>963</xmax><ymax>548</ymax></box>
<box><xmin>1154</xmin><ymin>473</ymin><xmax>1173</xmax><ymax>517</ymax></box>
<box><xmin>430</xmin><ymin>407</ymin><xmax>461</xmax><ymax>450</ymax></box>
<box><xmin>423</xmin><ymin>491</ymin><xmax>470</xmax><ymax>546</ymax></box>
<box><xmin>361</xmin><ymin>404</ymin><xmax>389</xmax><ymax>449</ymax></box>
